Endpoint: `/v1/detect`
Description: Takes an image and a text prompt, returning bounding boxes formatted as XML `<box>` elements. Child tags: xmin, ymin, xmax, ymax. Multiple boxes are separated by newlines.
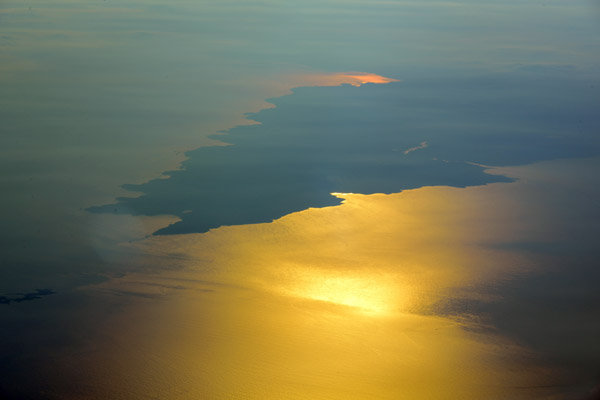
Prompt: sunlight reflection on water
<box><xmin>77</xmin><ymin>160</ymin><xmax>595</xmax><ymax>399</ymax></box>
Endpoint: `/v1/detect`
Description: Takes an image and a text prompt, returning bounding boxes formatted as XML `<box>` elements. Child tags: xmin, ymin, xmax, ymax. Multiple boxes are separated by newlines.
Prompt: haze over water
<box><xmin>1</xmin><ymin>0</ymin><xmax>599</xmax><ymax>399</ymax></box>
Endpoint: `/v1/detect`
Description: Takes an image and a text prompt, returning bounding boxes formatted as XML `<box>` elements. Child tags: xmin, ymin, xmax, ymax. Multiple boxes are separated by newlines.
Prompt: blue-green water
<box><xmin>1</xmin><ymin>1</ymin><xmax>599</xmax><ymax>398</ymax></box>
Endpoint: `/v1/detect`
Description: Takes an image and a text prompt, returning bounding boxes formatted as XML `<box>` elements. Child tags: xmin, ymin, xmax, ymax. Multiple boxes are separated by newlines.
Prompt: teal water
<box><xmin>1</xmin><ymin>0</ymin><xmax>599</xmax><ymax>398</ymax></box>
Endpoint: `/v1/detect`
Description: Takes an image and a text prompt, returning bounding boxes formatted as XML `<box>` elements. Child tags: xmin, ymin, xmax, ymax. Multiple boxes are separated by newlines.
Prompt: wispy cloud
<box><xmin>404</xmin><ymin>141</ymin><xmax>428</xmax><ymax>154</ymax></box>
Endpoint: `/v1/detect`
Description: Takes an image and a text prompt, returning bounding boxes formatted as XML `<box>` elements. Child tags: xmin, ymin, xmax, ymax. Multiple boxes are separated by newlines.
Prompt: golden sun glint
<box><xmin>277</xmin><ymin>267</ymin><xmax>404</xmax><ymax>314</ymax></box>
<box><xmin>330</xmin><ymin>72</ymin><xmax>401</xmax><ymax>86</ymax></box>
<box><xmin>85</xmin><ymin>161</ymin><xmax>587</xmax><ymax>399</ymax></box>
<box><xmin>282</xmin><ymin>71</ymin><xmax>400</xmax><ymax>89</ymax></box>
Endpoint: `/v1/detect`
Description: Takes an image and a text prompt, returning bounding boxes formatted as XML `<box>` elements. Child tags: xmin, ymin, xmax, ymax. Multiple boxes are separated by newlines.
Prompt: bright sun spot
<box><xmin>281</xmin><ymin>270</ymin><xmax>403</xmax><ymax>315</ymax></box>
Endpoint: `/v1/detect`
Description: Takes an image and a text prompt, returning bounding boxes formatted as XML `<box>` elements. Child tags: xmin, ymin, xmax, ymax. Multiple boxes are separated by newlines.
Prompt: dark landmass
<box><xmin>0</xmin><ymin>289</ymin><xmax>55</xmax><ymax>305</ymax></box>
<box><xmin>88</xmin><ymin>73</ymin><xmax>600</xmax><ymax>234</ymax></box>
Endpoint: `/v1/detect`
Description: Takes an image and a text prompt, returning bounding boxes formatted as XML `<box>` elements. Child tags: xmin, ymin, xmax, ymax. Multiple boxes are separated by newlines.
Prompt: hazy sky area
<box><xmin>1</xmin><ymin>0</ymin><xmax>599</xmax><ymax>399</ymax></box>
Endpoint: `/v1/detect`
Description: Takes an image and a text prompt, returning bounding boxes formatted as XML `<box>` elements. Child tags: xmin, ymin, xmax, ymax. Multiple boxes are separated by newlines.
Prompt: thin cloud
<box><xmin>404</xmin><ymin>141</ymin><xmax>428</xmax><ymax>154</ymax></box>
